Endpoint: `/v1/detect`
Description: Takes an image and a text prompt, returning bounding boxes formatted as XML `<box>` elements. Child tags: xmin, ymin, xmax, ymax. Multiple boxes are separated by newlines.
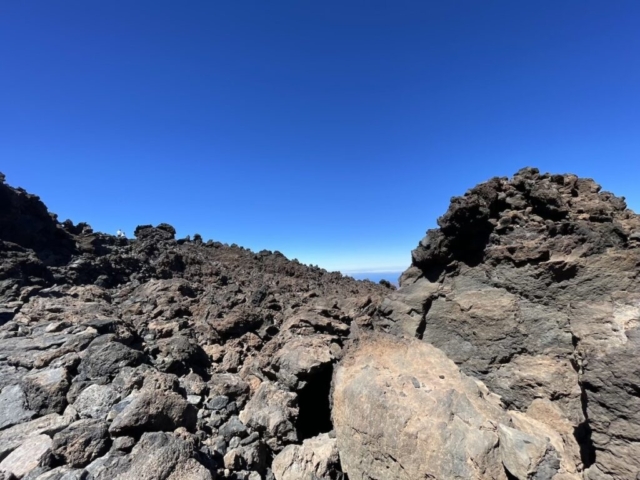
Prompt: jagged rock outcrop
<box><xmin>0</xmin><ymin>173</ymin><xmax>386</xmax><ymax>479</ymax></box>
<box><xmin>374</xmin><ymin>168</ymin><xmax>640</xmax><ymax>479</ymax></box>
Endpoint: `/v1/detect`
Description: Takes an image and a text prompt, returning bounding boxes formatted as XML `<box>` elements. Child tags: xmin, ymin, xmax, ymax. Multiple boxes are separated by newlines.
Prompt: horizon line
<box><xmin>339</xmin><ymin>266</ymin><xmax>408</xmax><ymax>274</ymax></box>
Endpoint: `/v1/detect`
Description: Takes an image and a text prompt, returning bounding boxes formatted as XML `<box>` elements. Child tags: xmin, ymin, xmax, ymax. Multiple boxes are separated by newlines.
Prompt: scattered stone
<box><xmin>205</xmin><ymin>395</ymin><xmax>229</xmax><ymax>411</ymax></box>
<box><xmin>223</xmin><ymin>443</ymin><xmax>266</xmax><ymax>472</ymax></box>
<box><xmin>112</xmin><ymin>436</ymin><xmax>135</xmax><ymax>452</ymax></box>
<box><xmin>239</xmin><ymin>382</ymin><xmax>298</xmax><ymax>448</ymax></box>
<box><xmin>51</xmin><ymin>419</ymin><xmax>110</xmax><ymax>467</ymax></box>
<box><xmin>4</xmin><ymin>170</ymin><xmax>636</xmax><ymax>479</ymax></box>
<box><xmin>21</xmin><ymin>368</ymin><xmax>70</xmax><ymax>415</ymax></box>
<box><xmin>0</xmin><ymin>385</ymin><xmax>35</xmax><ymax>430</ymax></box>
<box><xmin>272</xmin><ymin>433</ymin><xmax>341</xmax><ymax>480</ymax></box>
<box><xmin>0</xmin><ymin>434</ymin><xmax>52</xmax><ymax>479</ymax></box>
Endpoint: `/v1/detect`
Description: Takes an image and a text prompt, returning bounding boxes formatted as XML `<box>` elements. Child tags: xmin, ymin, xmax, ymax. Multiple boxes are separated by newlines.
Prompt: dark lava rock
<box><xmin>52</xmin><ymin>419</ymin><xmax>110</xmax><ymax>467</ymax></box>
<box><xmin>21</xmin><ymin>367</ymin><xmax>70</xmax><ymax>415</ymax></box>
<box><xmin>78</xmin><ymin>338</ymin><xmax>145</xmax><ymax>380</ymax></box>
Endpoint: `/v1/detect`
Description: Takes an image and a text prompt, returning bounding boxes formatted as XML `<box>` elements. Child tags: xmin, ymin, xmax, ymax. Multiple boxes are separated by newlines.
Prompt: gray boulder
<box><xmin>0</xmin><ymin>434</ymin><xmax>52</xmax><ymax>479</ymax></box>
<box><xmin>78</xmin><ymin>338</ymin><xmax>144</xmax><ymax>380</ymax></box>
<box><xmin>109</xmin><ymin>389</ymin><xmax>197</xmax><ymax>436</ymax></box>
<box><xmin>0</xmin><ymin>385</ymin><xmax>35</xmax><ymax>430</ymax></box>
<box><xmin>71</xmin><ymin>384</ymin><xmax>120</xmax><ymax>420</ymax></box>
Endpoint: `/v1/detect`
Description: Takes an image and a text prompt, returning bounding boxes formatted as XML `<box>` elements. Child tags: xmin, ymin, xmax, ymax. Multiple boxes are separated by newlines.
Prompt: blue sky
<box><xmin>2</xmin><ymin>1</ymin><xmax>639</xmax><ymax>272</ymax></box>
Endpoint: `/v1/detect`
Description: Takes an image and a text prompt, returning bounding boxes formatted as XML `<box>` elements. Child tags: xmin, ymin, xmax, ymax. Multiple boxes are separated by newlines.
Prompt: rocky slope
<box><xmin>1</xmin><ymin>168</ymin><xmax>638</xmax><ymax>480</ymax></box>
<box><xmin>0</xmin><ymin>173</ymin><xmax>388</xmax><ymax>479</ymax></box>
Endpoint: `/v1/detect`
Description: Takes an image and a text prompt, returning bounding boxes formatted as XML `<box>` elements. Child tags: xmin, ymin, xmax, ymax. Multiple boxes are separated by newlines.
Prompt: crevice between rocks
<box><xmin>503</xmin><ymin>466</ymin><xmax>518</xmax><ymax>480</ymax></box>
<box><xmin>415</xmin><ymin>297</ymin><xmax>433</xmax><ymax>341</ymax></box>
<box><xmin>570</xmin><ymin>333</ymin><xmax>597</xmax><ymax>470</ymax></box>
<box><xmin>296</xmin><ymin>364</ymin><xmax>334</xmax><ymax>441</ymax></box>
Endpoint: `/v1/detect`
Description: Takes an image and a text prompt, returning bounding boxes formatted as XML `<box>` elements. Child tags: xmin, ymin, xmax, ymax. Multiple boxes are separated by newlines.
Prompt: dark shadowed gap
<box><xmin>574</xmin><ymin>389</ymin><xmax>596</xmax><ymax>469</ymax></box>
<box><xmin>296</xmin><ymin>365</ymin><xmax>334</xmax><ymax>440</ymax></box>
<box><xmin>504</xmin><ymin>467</ymin><xmax>518</xmax><ymax>480</ymax></box>
<box><xmin>570</xmin><ymin>335</ymin><xmax>597</xmax><ymax>469</ymax></box>
<box><xmin>415</xmin><ymin>297</ymin><xmax>433</xmax><ymax>340</ymax></box>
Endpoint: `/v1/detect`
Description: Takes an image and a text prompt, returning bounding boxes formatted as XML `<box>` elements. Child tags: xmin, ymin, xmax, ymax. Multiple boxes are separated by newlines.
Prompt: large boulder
<box><xmin>333</xmin><ymin>334</ymin><xmax>580</xmax><ymax>480</ymax></box>
<box><xmin>0</xmin><ymin>385</ymin><xmax>35</xmax><ymax>430</ymax></box>
<box><xmin>0</xmin><ymin>433</ymin><xmax>52</xmax><ymax>479</ymax></box>
<box><xmin>21</xmin><ymin>367</ymin><xmax>70</xmax><ymax>415</ymax></box>
<box><xmin>0</xmin><ymin>412</ymin><xmax>74</xmax><ymax>461</ymax></box>
<box><xmin>78</xmin><ymin>338</ymin><xmax>145</xmax><ymax>380</ymax></box>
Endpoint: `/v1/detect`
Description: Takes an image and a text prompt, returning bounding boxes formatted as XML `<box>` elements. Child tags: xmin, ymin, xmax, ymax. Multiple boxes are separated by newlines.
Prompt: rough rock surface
<box><xmin>0</xmin><ymin>173</ymin><xmax>386</xmax><ymax>479</ymax></box>
<box><xmin>271</xmin><ymin>433</ymin><xmax>341</xmax><ymax>480</ymax></box>
<box><xmin>2</xmin><ymin>168</ymin><xmax>639</xmax><ymax>479</ymax></box>
<box><xmin>375</xmin><ymin>168</ymin><xmax>640</xmax><ymax>479</ymax></box>
<box><xmin>333</xmin><ymin>333</ymin><xmax>579</xmax><ymax>479</ymax></box>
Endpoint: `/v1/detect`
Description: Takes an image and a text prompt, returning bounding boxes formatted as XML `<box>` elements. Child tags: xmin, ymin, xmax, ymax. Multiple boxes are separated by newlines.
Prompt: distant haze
<box><xmin>344</xmin><ymin>271</ymin><xmax>405</xmax><ymax>287</ymax></box>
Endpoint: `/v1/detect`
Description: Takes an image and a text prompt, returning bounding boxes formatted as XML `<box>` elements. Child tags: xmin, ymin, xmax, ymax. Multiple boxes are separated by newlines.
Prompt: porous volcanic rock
<box><xmin>0</xmin><ymin>173</ymin><xmax>386</xmax><ymax>479</ymax></box>
<box><xmin>375</xmin><ymin>167</ymin><xmax>640</xmax><ymax>479</ymax></box>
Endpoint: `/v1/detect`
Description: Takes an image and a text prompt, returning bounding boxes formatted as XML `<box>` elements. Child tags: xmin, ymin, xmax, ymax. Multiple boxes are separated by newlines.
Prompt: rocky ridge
<box><xmin>1</xmin><ymin>168</ymin><xmax>639</xmax><ymax>480</ymax></box>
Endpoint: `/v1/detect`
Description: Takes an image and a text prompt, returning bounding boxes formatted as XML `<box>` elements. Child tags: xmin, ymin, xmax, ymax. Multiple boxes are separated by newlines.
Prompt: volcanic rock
<box><xmin>333</xmin><ymin>333</ymin><xmax>579</xmax><ymax>479</ymax></box>
<box><xmin>2</xmin><ymin>168</ymin><xmax>638</xmax><ymax>479</ymax></box>
<box><xmin>51</xmin><ymin>419</ymin><xmax>110</xmax><ymax>467</ymax></box>
<box><xmin>375</xmin><ymin>168</ymin><xmax>640</xmax><ymax>479</ymax></box>
<box><xmin>271</xmin><ymin>433</ymin><xmax>341</xmax><ymax>480</ymax></box>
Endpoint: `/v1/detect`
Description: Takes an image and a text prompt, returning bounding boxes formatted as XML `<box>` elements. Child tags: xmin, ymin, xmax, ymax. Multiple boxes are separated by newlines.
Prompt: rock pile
<box><xmin>2</xmin><ymin>167</ymin><xmax>638</xmax><ymax>480</ymax></box>
<box><xmin>0</xmin><ymin>174</ymin><xmax>387</xmax><ymax>479</ymax></box>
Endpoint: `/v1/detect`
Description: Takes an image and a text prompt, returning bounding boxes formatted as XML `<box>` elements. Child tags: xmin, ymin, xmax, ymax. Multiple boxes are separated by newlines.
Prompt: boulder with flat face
<box><xmin>21</xmin><ymin>367</ymin><xmax>70</xmax><ymax>415</ymax></box>
<box><xmin>0</xmin><ymin>434</ymin><xmax>52</xmax><ymax>479</ymax></box>
<box><xmin>108</xmin><ymin>389</ymin><xmax>197</xmax><ymax>436</ymax></box>
<box><xmin>333</xmin><ymin>334</ymin><xmax>580</xmax><ymax>480</ymax></box>
<box><xmin>0</xmin><ymin>385</ymin><xmax>35</xmax><ymax>430</ymax></box>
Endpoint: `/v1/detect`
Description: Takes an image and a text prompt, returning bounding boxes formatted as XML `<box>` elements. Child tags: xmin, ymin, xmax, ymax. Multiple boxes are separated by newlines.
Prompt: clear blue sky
<box><xmin>2</xmin><ymin>1</ymin><xmax>639</xmax><ymax>272</ymax></box>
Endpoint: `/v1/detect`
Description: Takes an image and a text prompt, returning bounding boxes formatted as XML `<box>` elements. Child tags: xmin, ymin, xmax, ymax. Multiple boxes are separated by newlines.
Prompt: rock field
<box><xmin>1</xmin><ymin>168</ymin><xmax>638</xmax><ymax>479</ymax></box>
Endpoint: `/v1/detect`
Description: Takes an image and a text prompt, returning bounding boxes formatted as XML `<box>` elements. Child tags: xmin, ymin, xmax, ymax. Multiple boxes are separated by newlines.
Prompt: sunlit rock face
<box><xmin>372</xmin><ymin>167</ymin><xmax>640</xmax><ymax>479</ymax></box>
